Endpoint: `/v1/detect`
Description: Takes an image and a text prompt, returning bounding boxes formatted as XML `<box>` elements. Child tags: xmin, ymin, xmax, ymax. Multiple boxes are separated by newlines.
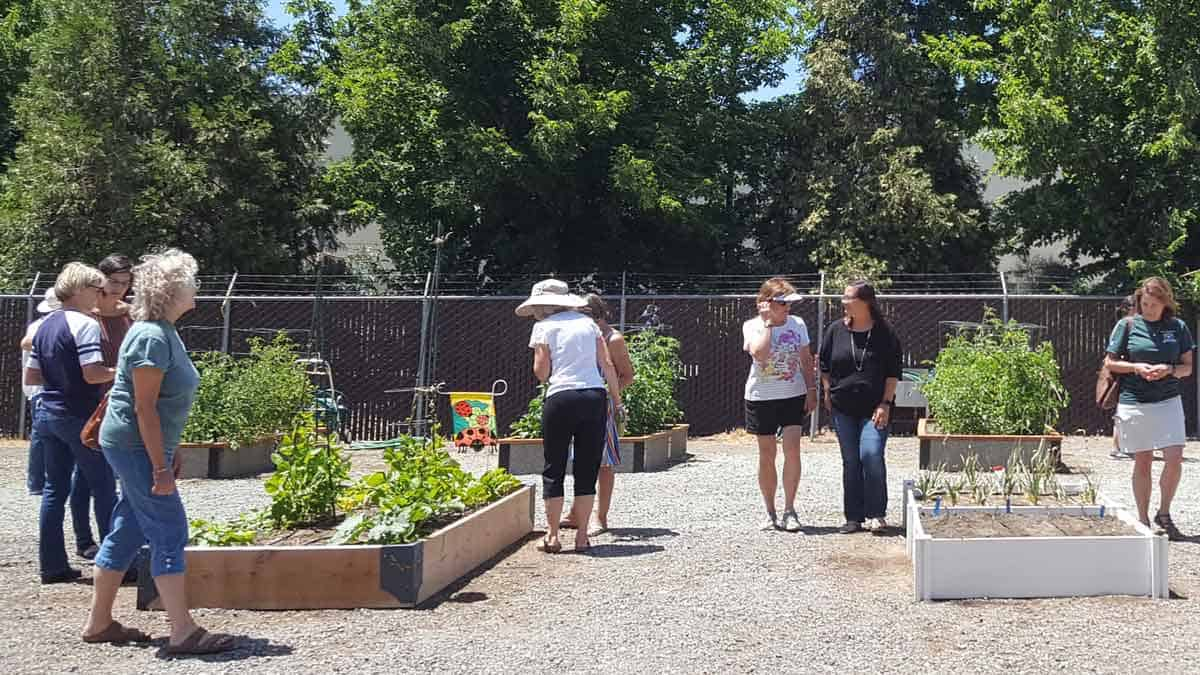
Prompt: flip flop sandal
<box><xmin>558</xmin><ymin>520</ymin><xmax>579</xmax><ymax>530</ymax></box>
<box><xmin>165</xmin><ymin>627</ymin><xmax>237</xmax><ymax>656</ymax></box>
<box><xmin>536</xmin><ymin>537</ymin><xmax>562</xmax><ymax>554</ymax></box>
<box><xmin>574</xmin><ymin>538</ymin><xmax>591</xmax><ymax>553</ymax></box>
<box><xmin>83</xmin><ymin>621</ymin><xmax>152</xmax><ymax>644</ymax></box>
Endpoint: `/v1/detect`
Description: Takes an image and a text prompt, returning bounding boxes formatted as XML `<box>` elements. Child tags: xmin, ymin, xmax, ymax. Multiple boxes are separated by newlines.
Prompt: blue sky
<box><xmin>263</xmin><ymin>0</ymin><xmax>803</xmax><ymax>101</ymax></box>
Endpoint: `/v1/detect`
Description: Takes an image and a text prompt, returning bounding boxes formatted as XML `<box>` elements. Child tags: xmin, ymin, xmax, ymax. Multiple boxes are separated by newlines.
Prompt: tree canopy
<box><xmin>0</xmin><ymin>0</ymin><xmax>338</xmax><ymax>282</ymax></box>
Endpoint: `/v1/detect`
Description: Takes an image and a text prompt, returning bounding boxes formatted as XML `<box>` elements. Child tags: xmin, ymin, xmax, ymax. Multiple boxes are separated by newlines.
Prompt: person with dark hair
<box><xmin>1104</xmin><ymin>277</ymin><xmax>1194</xmax><ymax>539</ymax></box>
<box><xmin>819</xmin><ymin>281</ymin><xmax>902</xmax><ymax>535</ymax></box>
<box><xmin>561</xmin><ymin>294</ymin><xmax>634</xmax><ymax>533</ymax></box>
<box><xmin>743</xmin><ymin>277</ymin><xmax>816</xmax><ymax>532</ymax></box>
<box><xmin>1109</xmin><ymin>294</ymin><xmax>1136</xmax><ymax>460</ymax></box>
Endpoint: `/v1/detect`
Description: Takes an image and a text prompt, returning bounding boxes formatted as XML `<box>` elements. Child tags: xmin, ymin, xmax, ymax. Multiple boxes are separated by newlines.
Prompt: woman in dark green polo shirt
<box><xmin>1104</xmin><ymin>277</ymin><xmax>1195</xmax><ymax>540</ymax></box>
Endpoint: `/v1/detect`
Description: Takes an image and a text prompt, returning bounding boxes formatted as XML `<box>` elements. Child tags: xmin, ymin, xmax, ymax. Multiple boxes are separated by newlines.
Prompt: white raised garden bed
<box><xmin>904</xmin><ymin>486</ymin><xmax>1168</xmax><ymax>601</ymax></box>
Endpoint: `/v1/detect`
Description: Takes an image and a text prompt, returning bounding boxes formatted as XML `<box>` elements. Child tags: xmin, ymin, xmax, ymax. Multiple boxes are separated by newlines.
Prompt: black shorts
<box><xmin>744</xmin><ymin>395</ymin><xmax>807</xmax><ymax>436</ymax></box>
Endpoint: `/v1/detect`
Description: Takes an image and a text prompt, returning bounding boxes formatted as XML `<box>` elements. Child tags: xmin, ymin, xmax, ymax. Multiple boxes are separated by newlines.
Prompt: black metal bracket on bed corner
<box><xmin>632</xmin><ymin>441</ymin><xmax>646</xmax><ymax>472</ymax></box>
<box><xmin>379</xmin><ymin>544</ymin><xmax>422</xmax><ymax>605</ymax></box>
<box><xmin>134</xmin><ymin>546</ymin><xmax>156</xmax><ymax>610</ymax></box>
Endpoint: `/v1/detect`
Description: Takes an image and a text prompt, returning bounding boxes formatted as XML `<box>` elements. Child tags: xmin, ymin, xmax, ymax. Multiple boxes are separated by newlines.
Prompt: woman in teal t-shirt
<box><xmin>83</xmin><ymin>250</ymin><xmax>237</xmax><ymax>655</ymax></box>
<box><xmin>1104</xmin><ymin>277</ymin><xmax>1195</xmax><ymax>539</ymax></box>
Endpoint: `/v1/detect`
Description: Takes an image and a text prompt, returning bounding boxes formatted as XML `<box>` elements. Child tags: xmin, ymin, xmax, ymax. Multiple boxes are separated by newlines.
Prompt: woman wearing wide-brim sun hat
<box><xmin>517</xmin><ymin>279</ymin><xmax>624</xmax><ymax>554</ymax></box>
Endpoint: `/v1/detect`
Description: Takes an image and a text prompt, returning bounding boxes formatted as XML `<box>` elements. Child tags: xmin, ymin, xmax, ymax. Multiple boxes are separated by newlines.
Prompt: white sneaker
<box><xmin>867</xmin><ymin>517</ymin><xmax>887</xmax><ymax>534</ymax></box>
<box><xmin>780</xmin><ymin>510</ymin><xmax>803</xmax><ymax>533</ymax></box>
<box><xmin>760</xmin><ymin>513</ymin><xmax>780</xmax><ymax>531</ymax></box>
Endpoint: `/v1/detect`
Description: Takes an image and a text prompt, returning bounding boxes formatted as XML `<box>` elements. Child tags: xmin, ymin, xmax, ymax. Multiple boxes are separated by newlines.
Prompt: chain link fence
<box><xmin>0</xmin><ymin>274</ymin><xmax>1195</xmax><ymax>440</ymax></box>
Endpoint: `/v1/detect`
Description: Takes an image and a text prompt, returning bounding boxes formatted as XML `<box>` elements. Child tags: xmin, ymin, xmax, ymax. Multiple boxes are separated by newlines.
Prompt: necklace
<box><xmin>850</xmin><ymin>326</ymin><xmax>872</xmax><ymax>372</ymax></box>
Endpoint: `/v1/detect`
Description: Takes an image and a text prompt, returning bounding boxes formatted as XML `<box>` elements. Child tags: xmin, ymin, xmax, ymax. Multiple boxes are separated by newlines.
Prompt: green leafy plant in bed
<box><xmin>265</xmin><ymin>413</ymin><xmax>352</xmax><ymax>527</ymax></box>
<box><xmin>921</xmin><ymin>312</ymin><xmax>1069</xmax><ymax>435</ymax></box>
<box><xmin>186</xmin><ymin>419</ymin><xmax>522</xmax><ymax>546</ymax></box>
<box><xmin>333</xmin><ymin>431</ymin><xmax>522</xmax><ymax>545</ymax></box>
<box><xmin>189</xmin><ymin>513</ymin><xmax>264</xmax><ymax>546</ymax></box>
<box><xmin>509</xmin><ymin>384</ymin><xmax>546</xmax><ymax>439</ymax></box>
<box><xmin>181</xmin><ymin>333</ymin><xmax>314</xmax><ymax>448</ymax></box>
<box><xmin>510</xmin><ymin>328</ymin><xmax>684</xmax><ymax>437</ymax></box>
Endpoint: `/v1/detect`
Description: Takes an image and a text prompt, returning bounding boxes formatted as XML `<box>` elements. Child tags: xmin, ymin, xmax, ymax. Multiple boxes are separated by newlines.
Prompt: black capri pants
<box><xmin>542</xmin><ymin>387</ymin><xmax>608</xmax><ymax>499</ymax></box>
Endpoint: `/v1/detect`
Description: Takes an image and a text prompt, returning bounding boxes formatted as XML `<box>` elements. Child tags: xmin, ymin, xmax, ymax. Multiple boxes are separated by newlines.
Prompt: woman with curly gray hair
<box><xmin>83</xmin><ymin>249</ymin><xmax>237</xmax><ymax>654</ymax></box>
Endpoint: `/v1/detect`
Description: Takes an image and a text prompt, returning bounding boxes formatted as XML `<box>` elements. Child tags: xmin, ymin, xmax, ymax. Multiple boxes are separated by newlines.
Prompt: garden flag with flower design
<box><xmin>450</xmin><ymin>392</ymin><xmax>498</xmax><ymax>450</ymax></box>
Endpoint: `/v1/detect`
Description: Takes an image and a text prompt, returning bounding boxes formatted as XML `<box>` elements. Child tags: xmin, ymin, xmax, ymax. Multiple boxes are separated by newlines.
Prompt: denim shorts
<box><xmin>94</xmin><ymin>445</ymin><xmax>188</xmax><ymax>577</ymax></box>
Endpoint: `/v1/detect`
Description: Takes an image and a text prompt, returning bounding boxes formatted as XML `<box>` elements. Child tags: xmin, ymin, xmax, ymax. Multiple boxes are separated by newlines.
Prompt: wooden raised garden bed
<box><xmin>904</xmin><ymin>485</ymin><xmax>1168</xmax><ymax>601</ymax></box>
<box><xmin>917</xmin><ymin>418</ymin><xmax>1062</xmax><ymax>471</ymax></box>
<box><xmin>137</xmin><ymin>485</ymin><xmax>535</xmax><ymax>610</ymax></box>
<box><xmin>498</xmin><ymin>425</ymin><xmax>687</xmax><ymax>475</ymax></box>
<box><xmin>176</xmin><ymin>435</ymin><xmax>280</xmax><ymax>479</ymax></box>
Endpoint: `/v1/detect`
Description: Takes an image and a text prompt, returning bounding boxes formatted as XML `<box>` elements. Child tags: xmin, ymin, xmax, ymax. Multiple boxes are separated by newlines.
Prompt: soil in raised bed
<box><xmin>922</xmin><ymin>513</ymin><xmax>1140</xmax><ymax>539</ymax></box>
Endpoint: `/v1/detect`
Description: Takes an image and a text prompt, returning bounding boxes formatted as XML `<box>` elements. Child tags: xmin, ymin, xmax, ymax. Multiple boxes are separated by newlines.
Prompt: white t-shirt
<box><xmin>529</xmin><ymin>311</ymin><xmax>606</xmax><ymax>399</ymax></box>
<box><xmin>743</xmin><ymin>315</ymin><xmax>811</xmax><ymax>401</ymax></box>
<box><xmin>21</xmin><ymin>318</ymin><xmax>44</xmax><ymax>400</ymax></box>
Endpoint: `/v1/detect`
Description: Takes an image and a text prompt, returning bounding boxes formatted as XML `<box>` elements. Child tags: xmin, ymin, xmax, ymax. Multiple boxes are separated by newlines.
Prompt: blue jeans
<box><xmin>70</xmin><ymin>466</ymin><xmax>95</xmax><ymax>550</ymax></box>
<box><xmin>832</xmin><ymin>409</ymin><xmax>889</xmax><ymax>522</ymax></box>
<box><xmin>95</xmin><ymin>445</ymin><xmax>188</xmax><ymax>577</ymax></box>
<box><xmin>26</xmin><ymin>398</ymin><xmax>45</xmax><ymax>494</ymax></box>
<box><xmin>37</xmin><ymin>411</ymin><xmax>116</xmax><ymax>577</ymax></box>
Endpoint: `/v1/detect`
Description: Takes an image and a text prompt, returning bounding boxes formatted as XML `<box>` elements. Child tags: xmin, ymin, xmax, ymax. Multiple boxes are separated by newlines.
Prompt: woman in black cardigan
<box><xmin>819</xmin><ymin>281</ymin><xmax>901</xmax><ymax>535</ymax></box>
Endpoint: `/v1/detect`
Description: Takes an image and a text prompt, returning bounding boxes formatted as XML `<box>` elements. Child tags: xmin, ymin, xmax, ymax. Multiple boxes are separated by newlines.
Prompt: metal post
<box><xmin>619</xmin><ymin>271</ymin><xmax>627</xmax><ymax>332</ymax></box>
<box><xmin>810</xmin><ymin>271</ymin><xmax>826</xmax><ymax>440</ymax></box>
<box><xmin>220</xmin><ymin>272</ymin><xmax>238</xmax><ymax>354</ymax></box>
<box><xmin>18</xmin><ymin>272</ymin><xmax>41</xmax><ymax>440</ymax></box>
<box><xmin>999</xmin><ymin>271</ymin><xmax>1009</xmax><ymax>323</ymax></box>
<box><xmin>1196</xmin><ymin>320</ymin><xmax>1199</xmax><ymax>438</ymax></box>
<box><xmin>414</xmin><ymin>272</ymin><xmax>433</xmax><ymax>436</ymax></box>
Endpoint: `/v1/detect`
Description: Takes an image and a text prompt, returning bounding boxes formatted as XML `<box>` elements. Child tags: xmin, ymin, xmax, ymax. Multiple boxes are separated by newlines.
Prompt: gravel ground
<box><xmin>2</xmin><ymin>433</ymin><xmax>1200</xmax><ymax>674</ymax></box>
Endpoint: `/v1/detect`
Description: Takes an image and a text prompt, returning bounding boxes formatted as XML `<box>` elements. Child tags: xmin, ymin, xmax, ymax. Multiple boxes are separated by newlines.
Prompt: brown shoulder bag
<box><xmin>1095</xmin><ymin>317</ymin><xmax>1133</xmax><ymax>411</ymax></box>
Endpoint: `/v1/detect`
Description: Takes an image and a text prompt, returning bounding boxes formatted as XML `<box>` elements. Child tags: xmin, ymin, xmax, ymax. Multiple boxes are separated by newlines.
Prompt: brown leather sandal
<box><xmin>165</xmin><ymin>627</ymin><xmax>237</xmax><ymax>655</ymax></box>
<box><xmin>83</xmin><ymin>621</ymin><xmax>152</xmax><ymax>644</ymax></box>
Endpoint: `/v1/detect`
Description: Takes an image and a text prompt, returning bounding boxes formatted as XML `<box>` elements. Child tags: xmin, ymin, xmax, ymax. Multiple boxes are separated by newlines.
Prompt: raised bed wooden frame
<box><xmin>497</xmin><ymin>424</ymin><xmax>688</xmax><ymax>475</ymax></box>
<box><xmin>137</xmin><ymin>485</ymin><xmax>536</xmax><ymax>610</ymax></box>
<box><xmin>904</xmin><ymin>486</ymin><xmax>1168</xmax><ymax>601</ymax></box>
<box><xmin>917</xmin><ymin>418</ymin><xmax>1063</xmax><ymax>471</ymax></box>
<box><xmin>175</xmin><ymin>435</ymin><xmax>280</xmax><ymax>479</ymax></box>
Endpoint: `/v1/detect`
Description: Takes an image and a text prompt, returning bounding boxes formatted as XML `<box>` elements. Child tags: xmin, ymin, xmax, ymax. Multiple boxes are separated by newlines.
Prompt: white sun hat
<box><xmin>36</xmin><ymin>287</ymin><xmax>61</xmax><ymax>314</ymax></box>
<box><xmin>515</xmin><ymin>279</ymin><xmax>587</xmax><ymax>317</ymax></box>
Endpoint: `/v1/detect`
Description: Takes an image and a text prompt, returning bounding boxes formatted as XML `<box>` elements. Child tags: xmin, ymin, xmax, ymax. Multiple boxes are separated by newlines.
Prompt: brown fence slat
<box><xmin>1</xmin><ymin>294</ymin><xmax>1194</xmax><ymax>440</ymax></box>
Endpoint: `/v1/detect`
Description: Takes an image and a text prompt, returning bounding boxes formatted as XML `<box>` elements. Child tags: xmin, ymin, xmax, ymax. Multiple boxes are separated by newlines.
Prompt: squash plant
<box><xmin>509</xmin><ymin>328</ymin><xmax>684</xmax><ymax>437</ymax></box>
<box><xmin>187</xmin><ymin>423</ymin><xmax>523</xmax><ymax>546</ymax></box>
<box><xmin>334</xmin><ymin>432</ymin><xmax>521</xmax><ymax>545</ymax></box>
<box><xmin>921</xmin><ymin>315</ymin><xmax>1069</xmax><ymax>435</ymax></box>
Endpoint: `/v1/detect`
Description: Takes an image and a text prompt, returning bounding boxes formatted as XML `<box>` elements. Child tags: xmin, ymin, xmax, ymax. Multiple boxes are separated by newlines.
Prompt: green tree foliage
<box><xmin>0</xmin><ymin>0</ymin><xmax>39</xmax><ymax>170</ymax></box>
<box><xmin>928</xmin><ymin>0</ymin><xmax>1200</xmax><ymax>289</ymax></box>
<box><xmin>741</xmin><ymin>0</ymin><xmax>1003</xmax><ymax>277</ymax></box>
<box><xmin>0</xmin><ymin>0</ymin><xmax>339</xmax><ymax>281</ymax></box>
<box><xmin>281</xmin><ymin>0</ymin><xmax>802</xmax><ymax>275</ymax></box>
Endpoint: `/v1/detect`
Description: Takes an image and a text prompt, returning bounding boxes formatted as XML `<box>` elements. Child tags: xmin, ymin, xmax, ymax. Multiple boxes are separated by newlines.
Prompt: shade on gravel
<box><xmin>1</xmin><ymin>434</ymin><xmax>1198</xmax><ymax>674</ymax></box>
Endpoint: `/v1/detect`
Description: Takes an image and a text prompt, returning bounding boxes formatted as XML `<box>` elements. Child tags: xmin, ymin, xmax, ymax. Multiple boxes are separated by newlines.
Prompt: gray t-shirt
<box><xmin>100</xmin><ymin>321</ymin><xmax>200</xmax><ymax>453</ymax></box>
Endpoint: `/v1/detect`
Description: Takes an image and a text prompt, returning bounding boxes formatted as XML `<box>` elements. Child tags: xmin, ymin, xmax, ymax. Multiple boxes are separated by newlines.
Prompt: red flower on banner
<box><xmin>454</xmin><ymin>401</ymin><xmax>473</xmax><ymax>418</ymax></box>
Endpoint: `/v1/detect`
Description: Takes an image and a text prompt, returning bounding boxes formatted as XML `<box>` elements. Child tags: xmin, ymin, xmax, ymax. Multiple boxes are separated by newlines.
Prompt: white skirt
<box><xmin>1114</xmin><ymin>396</ymin><xmax>1187</xmax><ymax>453</ymax></box>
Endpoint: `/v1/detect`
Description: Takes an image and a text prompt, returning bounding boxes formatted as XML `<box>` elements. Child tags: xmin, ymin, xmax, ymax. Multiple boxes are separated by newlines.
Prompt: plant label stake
<box><xmin>1005</xmin><ymin>497</ymin><xmax>1011</xmax><ymax>514</ymax></box>
<box><xmin>1099</xmin><ymin>505</ymin><xmax>1105</xmax><ymax>519</ymax></box>
<box><xmin>934</xmin><ymin>497</ymin><xmax>942</xmax><ymax>516</ymax></box>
